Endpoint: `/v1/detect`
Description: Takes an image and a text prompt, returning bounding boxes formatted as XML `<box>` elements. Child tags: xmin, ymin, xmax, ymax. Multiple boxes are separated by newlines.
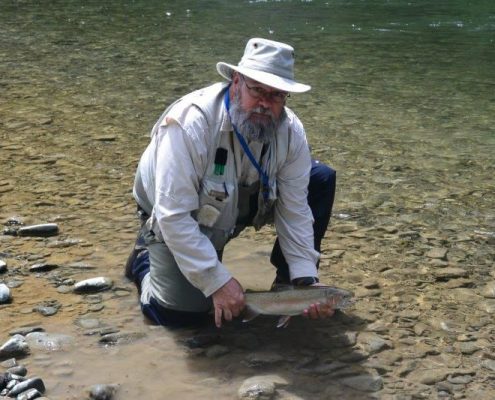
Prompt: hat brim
<box><xmin>216</xmin><ymin>62</ymin><xmax>311</xmax><ymax>93</ymax></box>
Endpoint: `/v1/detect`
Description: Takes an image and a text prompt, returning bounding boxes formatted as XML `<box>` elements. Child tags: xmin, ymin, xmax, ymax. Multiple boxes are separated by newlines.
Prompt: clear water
<box><xmin>0</xmin><ymin>1</ymin><xmax>494</xmax><ymax>398</ymax></box>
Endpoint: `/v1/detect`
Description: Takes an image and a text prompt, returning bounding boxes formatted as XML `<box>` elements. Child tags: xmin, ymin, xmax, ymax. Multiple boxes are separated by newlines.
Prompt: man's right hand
<box><xmin>211</xmin><ymin>278</ymin><xmax>245</xmax><ymax>328</ymax></box>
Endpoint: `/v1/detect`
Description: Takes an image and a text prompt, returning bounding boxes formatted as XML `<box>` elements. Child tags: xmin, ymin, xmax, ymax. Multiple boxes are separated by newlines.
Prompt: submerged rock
<box><xmin>87</xmin><ymin>383</ymin><xmax>118</xmax><ymax>400</ymax></box>
<box><xmin>238</xmin><ymin>375</ymin><xmax>288</xmax><ymax>399</ymax></box>
<box><xmin>26</xmin><ymin>332</ymin><xmax>74</xmax><ymax>351</ymax></box>
<box><xmin>74</xmin><ymin>277</ymin><xmax>113</xmax><ymax>293</ymax></box>
<box><xmin>340</xmin><ymin>370</ymin><xmax>383</xmax><ymax>392</ymax></box>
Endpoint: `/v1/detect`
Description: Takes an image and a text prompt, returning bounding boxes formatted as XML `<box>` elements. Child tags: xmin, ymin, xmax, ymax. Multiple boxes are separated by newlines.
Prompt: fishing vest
<box><xmin>147</xmin><ymin>82</ymin><xmax>294</xmax><ymax>251</ymax></box>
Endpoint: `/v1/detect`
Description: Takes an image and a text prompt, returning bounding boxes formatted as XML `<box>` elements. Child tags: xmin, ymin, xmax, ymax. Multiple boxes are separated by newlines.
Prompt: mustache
<box><xmin>248</xmin><ymin>107</ymin><xmax>276</xmax><ymax>120</ymax></box>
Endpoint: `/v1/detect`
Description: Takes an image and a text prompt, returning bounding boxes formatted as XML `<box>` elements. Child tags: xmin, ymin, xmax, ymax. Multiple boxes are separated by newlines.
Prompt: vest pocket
<box><xmin>197</xmin><ymin>178</ymin><xmax>234</xmax><ymax>228</ymax></box>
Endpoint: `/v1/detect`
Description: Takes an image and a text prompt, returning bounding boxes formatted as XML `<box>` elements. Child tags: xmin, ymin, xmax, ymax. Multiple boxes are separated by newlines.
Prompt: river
<box><xmin>1</xmin><ymin>1</ymin><xmax>494</xmax><ymax>399</ymax></box>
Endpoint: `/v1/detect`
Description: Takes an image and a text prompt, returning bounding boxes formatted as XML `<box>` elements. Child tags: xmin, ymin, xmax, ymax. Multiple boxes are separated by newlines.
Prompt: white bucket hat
<box><xmin>216</xmin><ymin>38</ymin><xmax>311</xmax><ymax>93</ymax></box>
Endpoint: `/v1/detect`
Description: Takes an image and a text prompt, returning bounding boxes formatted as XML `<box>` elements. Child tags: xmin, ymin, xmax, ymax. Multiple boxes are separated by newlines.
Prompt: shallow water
<box><xmin>1</xmin><ymin>0</ymin><xmax>494</xmax><ymax>399</ymax></box>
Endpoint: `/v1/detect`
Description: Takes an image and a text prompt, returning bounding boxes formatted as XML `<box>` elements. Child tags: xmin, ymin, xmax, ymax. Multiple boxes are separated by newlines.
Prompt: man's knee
<box><xmin>310</xmin><ymin>160</ymin><xmax>336</xmax><ymax>193</ymax></box>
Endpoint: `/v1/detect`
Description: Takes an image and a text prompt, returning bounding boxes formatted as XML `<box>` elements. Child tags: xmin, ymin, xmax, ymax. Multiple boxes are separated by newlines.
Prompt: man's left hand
<box><xmin>302</xmin><ymin>282</ymin><xmax>336</xmax><ymax>320</ymax></box>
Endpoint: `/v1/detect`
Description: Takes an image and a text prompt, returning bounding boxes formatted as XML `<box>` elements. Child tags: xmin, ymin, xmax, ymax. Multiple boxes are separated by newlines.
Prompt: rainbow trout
<box><xmin>243</xmin><ymin>286</ymin><xmax>354</xmax><ymax>328</ymax></box>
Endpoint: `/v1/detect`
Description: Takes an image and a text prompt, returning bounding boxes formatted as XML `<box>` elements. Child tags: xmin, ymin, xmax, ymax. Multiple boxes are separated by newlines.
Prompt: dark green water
<box><xmin>1</xmin><ymin>1</ymin><xmax>493</xmax><ymax>234</ymax></box>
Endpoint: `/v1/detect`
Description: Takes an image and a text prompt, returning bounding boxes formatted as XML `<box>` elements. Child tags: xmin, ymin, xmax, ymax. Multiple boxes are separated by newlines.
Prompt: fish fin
<box><xmin>270</xmin><ymin>284</ymin><xmax>294</xmax><ymax>292</ymax></box>
<box><xmin>276</xmin><ymin>315</ymin><xmax>291</xmax><ymax>328</ymax></box>
<box><xmin>242</xmin><ymin>306</ymin><xmax>260</xmax><ymax>323</ymax></box>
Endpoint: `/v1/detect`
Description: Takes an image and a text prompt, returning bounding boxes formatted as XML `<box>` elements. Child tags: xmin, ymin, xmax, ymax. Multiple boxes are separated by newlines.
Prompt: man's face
<box><xmin>231</xmin><ymin>73</ymin><xmax>286</xmax><ymax>121</ymax></box>
<box><xmin>229</xmin><ymin>73</ymin><xmax>287</xmax><ymax>143</ymax></box>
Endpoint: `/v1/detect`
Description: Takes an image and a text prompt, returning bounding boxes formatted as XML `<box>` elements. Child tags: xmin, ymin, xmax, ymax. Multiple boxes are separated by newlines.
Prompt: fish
<box><xmin>243</xmin><ymin>286</ymin><xmax>354</xmax><ymax>328</ymax></box>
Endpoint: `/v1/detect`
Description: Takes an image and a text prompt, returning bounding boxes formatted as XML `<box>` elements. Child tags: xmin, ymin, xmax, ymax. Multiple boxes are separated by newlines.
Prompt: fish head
<box><xmin>322</xmin><ymin>287</ymin><xmax>355</xmax><ymax>309</ymax></box>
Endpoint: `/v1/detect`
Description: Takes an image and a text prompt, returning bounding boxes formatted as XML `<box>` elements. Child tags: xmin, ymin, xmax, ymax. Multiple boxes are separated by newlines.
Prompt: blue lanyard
<box><xmin>224</xmin><ymin>89</ymin><xmax>270</xmax><ymax>200</ymax></box>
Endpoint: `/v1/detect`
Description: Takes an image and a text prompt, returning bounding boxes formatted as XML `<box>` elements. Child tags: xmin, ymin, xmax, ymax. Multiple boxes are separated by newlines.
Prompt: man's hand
<box><xmin>212</xmin><ymin>278</ymin><xmax>245</xmax><ymax>328</ymax></box>
<box><xmin>302</xmin><ymin>282</ymin><xmax>336</xmax><ymax>320</ymax></box>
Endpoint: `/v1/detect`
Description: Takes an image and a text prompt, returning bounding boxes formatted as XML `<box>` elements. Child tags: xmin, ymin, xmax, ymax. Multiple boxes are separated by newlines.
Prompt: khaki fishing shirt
<box><xmin>133</xmin><ymin>83</ymin><xmax>319</xmax><ymax>297</ymax></box>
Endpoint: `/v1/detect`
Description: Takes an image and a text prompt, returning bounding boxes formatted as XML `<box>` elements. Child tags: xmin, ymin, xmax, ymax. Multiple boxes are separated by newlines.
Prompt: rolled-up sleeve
<box><xmin>152</xmin><ymin>110</ymin><xmax>232</xmax><ymax>297</ymax></box>
<box><xmin>274</xmin><ymin>121</ymin><xmax>319</xmax><ymax>280</ymax></box>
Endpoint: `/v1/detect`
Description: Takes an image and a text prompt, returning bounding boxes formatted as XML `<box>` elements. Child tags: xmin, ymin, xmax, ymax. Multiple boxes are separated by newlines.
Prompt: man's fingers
<box><xmin>215</xmin><ymin>307</ymin><xmax>223</xmax><ymax>328</ymax></box>
<box><xmin>223</xmin><ymin>308</ymin><xmax>233</xmax><ymax>322</ymax></box>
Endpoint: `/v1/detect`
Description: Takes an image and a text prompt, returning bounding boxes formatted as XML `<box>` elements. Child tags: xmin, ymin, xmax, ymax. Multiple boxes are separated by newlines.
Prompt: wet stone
<box><xmin>407</xmin><ymin>368</ymin><xmax>450</xmax><ymax>385</ymax></box>
<box><xmin>29</xmin><ymin>263</ymin><xmax>59</xmax><ymax>273</ymax></box>
<box><xmin>339</xmin><ymin>369</ymin><xmax>383</xmax><ymax>392</ymax></box>
<box><xmin>73</xmin><ymin>277</ymin><xmax>113</xmax><ymax>293</ymax></box>
<box><xmin>481</xmin><ymin>359</ymin><xmax>495</xmax><ymax>372</ymax></box>
<box><xmin>87</xmin><ymin>384</ymin><xmax>118</xmax><ymax>400</ymax></box>
<box><xmin>26</xmin><ymin>332</ymin><xmax>74</xmax><ymax>351</ymax></box>
<box><xmin>8</xmin><ymin>377</ymin><xmax>45</xmax><ymax>397</ymax></box>
<box><xmin>238</xmin><ymin>375</ymin><xmax>288</xmax><ymax>400</ymax></box>
<box><xmin>16</xmin><ymin>388</ymin><xmax>42</xmax><ymax>400</ymax></box>
<box><xmin>205</xmin><ymin>345</ymin><xmax>230</xmax><ymax>358</ymax></box>
<box><xmin>0</xmin><ymin>260</ymin><xmax>7</xmax><ymax>273</ymax></box>
<box><xmin>7</xmin><ymin>365</ymin><xmax>27</xmax><ymax>378</ymax></box>
<box><xmin>481</xmin><ymin>281</ymin><xmax>495</xmax><ymax>298</ymax></box>
<box><xmin>33</xmin><ymin>305</ymin><xmax>59</xmax><ymax>317</ymax></box>
<box><xmin>99</xmin><ymin>332</ymin><xmax>146</xmax><ymax>346</ymax></box>
<box><xmin>434</xmin><ymin>268</ymin><xmax>469</xmax><ymax>280</ymax></box>
<box><xmin>0</xmin><ymin>284</ymin><xmax>12</xmax><ymax>304</ymax></box>
<box><xmin>9</xmin><ymin>326</ymin><xmax>44</xmax><ymax>336</ymax></box>
<box><xmin>244</xmin><ymin>352</ymin><xmax>285</xmax><ymax>368</ymax></box>
<box><xmin>75</xmin><ymin>318</ymin><xmax>102</xmax><ymax>329</ymax></box>
<box><xmin>425</xmin><ymin>248</ymin><xmax>448</xmax><ymax>260</ymax></box>
<box><xmin>0</xmin><ymin>335</ymin><xmax>30</xmax><ymax>361</ymax></box>
<box><xmin>358</xmin><ymin>332</ymin><xmax>392</xmax><ymax>355</ymax></box>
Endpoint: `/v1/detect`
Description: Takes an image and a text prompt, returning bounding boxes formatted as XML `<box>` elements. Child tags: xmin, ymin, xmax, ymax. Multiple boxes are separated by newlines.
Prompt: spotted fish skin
<box><xmin>243</xmin><ymin>286</ymin><xmax>354</xmax><ymax>327</ymax></box>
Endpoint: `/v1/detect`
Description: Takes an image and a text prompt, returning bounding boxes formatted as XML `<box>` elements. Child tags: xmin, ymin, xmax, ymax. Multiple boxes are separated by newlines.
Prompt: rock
<box><xmin>244</xmin><ymin>352</ymin><xmax>285</xmax><ymax>368</ymax></box>
<box><xmin>407</xmin><ymin>368</ymin><xmax>450</xmax><ymax>385</ymax></box>
<box><xmin>7</xmin><ymin>365</ymin><xmax>27</xmax><ymax>377</ymax></box>
<box><xmin>458</xmin><ymin>342</ymin><xmax>481</xmax><ymax>355</ymax></box>
<box><xmin>481</xmin><ymin>281</ymin><xmax>495</xmax><ymax>298</ymax></box>
<box><xmin>205</xmin><ymin>345</ymin><xmax>230</xmax><ymax>358</ymax></box>
<box><xmin>33</xmin><ymin>305</ymin><xmax>58</xmax><ymax>317</ymax></box>
<box><xmin>8</xmin><ymin>377</ymin><xmax>45</xmax><ymax>397</ymax></box>
<box><xmin>425</xmin><ymin>248</ymin><xmax>448</xmax><ymax>260</ymax></box>
<box><xmin>9</xmin><ymin>326</ymin><xmax>44</xmax><ymax>336</ymax></box>
<box><xmin>238</xmin><ymin>375</ymin><xmax>288</xmax><ymax>399</ymax></box>
<box><xmin>16</xmin><ymin>388</ymin><xmax>42</xmax><ymax>400</ymax></box>
<box><xmin>99</xmin><ymin>332</ymin><xmax>146</xmax><ymax>345</ymax></box>
<box><xmin>0</xmin><ymin>283</ymin><xmax>12</xmax><ymax>304</ymax></box>
<box><xmin>434</xmin><ymin>268</ymin><xmax>469</xmax><ymax>280</ymax></box>
<box><xmin>481</xmin><ymin>359</ymin><xmax>495</xmax><ymax>372</ymax></box>
<box><xmin>340</xmin><ymin>369</ymin><xmax>383</xmax><ymax>392</ymax></box>
<box><xmin>29</xmin><ymin>263</ymin><xmax>59</xmax><ymax>273</ymax></box>
<box><xmin>16</xmin><ymin>223</ymin><xmax>59</xmax><ymax>237</ymax></box>
<box><xmin>26</xmin><ymin>332</ymin><xmax>74</xmax><ymax>351</ymax></box>
<box><xmin>74</xmin><ymin>277</ymin><xmax>113</xmax><ymax>293</ymax></box>
<box><xmin>0</xmin><ymin>260</ymin><xmax>7</xmax><ymax>273</ymax></box>
<box><xmin>0</xmin><ymin>335</ymin><xmax>30</xmax><ymax>360</ymax></box>
<box><xmin>182</xmin><ymin>333</ymin><xmax>221</xmax><ymax>349</ymax></box>
<box><xmin>358</xmin><ymin>332</ymin><xmax>391</xmax><ymax>355</ymax></box>
<box><xmin>87</xmin><ymin>384</ymin><xmax>118</xmax><ymax>400</ymax></box>
<box><xmin>75</xmin><ymin>318</ymin><xmax>102</xmax><ymax>329</ymax></box>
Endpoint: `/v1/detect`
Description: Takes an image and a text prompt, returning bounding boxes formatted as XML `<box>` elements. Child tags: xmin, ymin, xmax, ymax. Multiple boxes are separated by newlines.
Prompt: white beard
<box><xmin>229</xmin><ymin>86</ymin><xmax>285</xmax><ymax>144</ymax></box>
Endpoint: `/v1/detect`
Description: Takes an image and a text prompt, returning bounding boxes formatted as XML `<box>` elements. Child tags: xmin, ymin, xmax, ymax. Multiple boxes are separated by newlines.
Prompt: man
<box><xmin>125</xmin><ymin>38</ymin><xmax>336</xmax><ymax>328</ymax></box>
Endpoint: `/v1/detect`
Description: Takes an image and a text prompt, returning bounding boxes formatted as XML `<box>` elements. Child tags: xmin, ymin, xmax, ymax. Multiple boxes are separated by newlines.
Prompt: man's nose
<box><xmin>257</xmin><ymin>95</ymin><xmax>272</xmax><ymax>109</ymax></box>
